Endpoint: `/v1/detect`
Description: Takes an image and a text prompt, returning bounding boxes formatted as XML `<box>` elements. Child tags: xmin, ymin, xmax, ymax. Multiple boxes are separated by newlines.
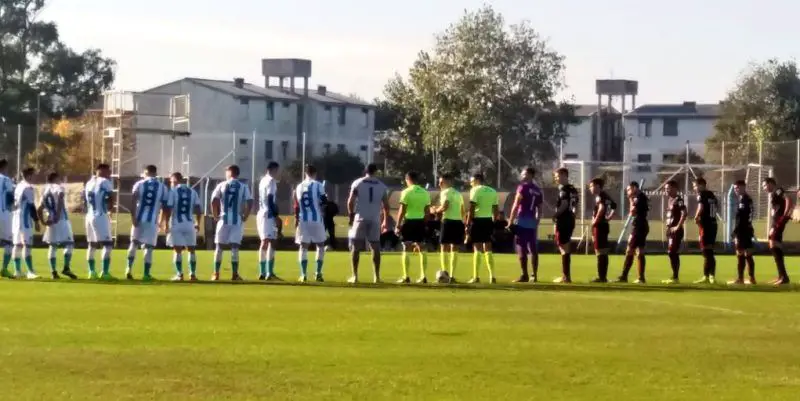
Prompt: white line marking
<box><xmin>550</xmin><ymin>292</ymin><xmax>750</xmax><ymax>315</ymax></box>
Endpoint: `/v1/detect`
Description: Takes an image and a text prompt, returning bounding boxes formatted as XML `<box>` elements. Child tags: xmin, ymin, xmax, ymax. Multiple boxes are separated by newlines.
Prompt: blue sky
<box><xmin>43</xmin><ymin>0</ymin><xmax>799</xmax><ymax>106</ymax></box>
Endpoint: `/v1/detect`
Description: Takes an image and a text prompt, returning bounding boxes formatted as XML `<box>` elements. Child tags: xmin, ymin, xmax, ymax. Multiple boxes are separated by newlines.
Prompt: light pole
<box><xmin>35</xmin><ymin>92</ymin><xmax>45</xmax><ymax>165</ymax></box>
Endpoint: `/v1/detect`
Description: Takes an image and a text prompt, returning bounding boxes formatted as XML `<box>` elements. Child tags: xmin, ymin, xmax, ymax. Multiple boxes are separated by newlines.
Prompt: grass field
<box><xmin>1</xmin><ymin>250</ymin><xmax>799</xmax><ymax>401</ymax></box>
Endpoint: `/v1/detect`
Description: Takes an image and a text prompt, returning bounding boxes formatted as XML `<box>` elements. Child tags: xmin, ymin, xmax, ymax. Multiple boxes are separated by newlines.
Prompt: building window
<box><xmin>325</xmin><ymin>105</ymin><xmax>333</xmax><ymax>124</ymax></box>
<box><xmin>281</xmin><ymin>141</ymin><xmax>289</xmax><ymax>160</ymax></box>
<box><xmin>337</xmin><ymin>144</ymin><xmax>346</xmax><ymax>152</ymax></box>
<box><xmin>361</xmin><ymin>107</ymin><xmax>369</xmax><ymax>128</ymax></box>
<box><xmin>266</xmin><ymin>101</ymin><xmax>274</xmax><ymax>121</ymax></box>
<box><xmin>661</xmin><ymin>153</ymin><xmax>677</xmax><ymax>163</ymax></box>
<box><xmin>563</xmin><ymin>153</ymin><xmax>579</xmax><ymax>160</ymax></box>
<box><xmin>662</xmin><ymin>117</ymin><xmax>678</xmax><ymax>136</ymax></box>
<box><xmin>636</xmin><ymin>154</ymin><xmax>651</xmax><ymax>172</ymax></box>
<box><xmin>282</xmin><ymin>101</ymin><xmax>290</xmax><ymax>108</ymax></box>
<box><xmin>265</xmin><ymin>140</ymin><xmax>273</xmax><ymax>160</ymax></box>
<box><xmin>360</xmin><ymin>145</ymin><xmax>368</xmax><ymax>151</ymax></box>
<box><xmin>638</xmin><ymin>118</ymin><xmax>652</xmax><ymax>137</ymax></box>
<box><xmin>338</xmin><ymin>106</ymin><xmax>346</xmax><ymax>125</ymax></box>
<box><xmin>239</xmin><ymin>138</ymin><xmax>248</xmax><ymax>145</ymax></box>
<box><xmin>323</xmin><ymin>143</ymin><xmax>331</xmax><ymax>155</ymax></box>
<box><xmin>239</xmin><ymin>98</ymin><xmax>249</xmax><ymax>105</ymax></box>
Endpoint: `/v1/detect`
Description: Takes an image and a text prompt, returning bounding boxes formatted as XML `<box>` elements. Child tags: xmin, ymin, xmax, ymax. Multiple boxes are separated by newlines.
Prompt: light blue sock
<box><xmin>64</xmin><ymin>253</ymin><xmax>72</xmax><ymax>270</ymax></box>
<box><xmin>13</xmin><ymin>258</ymin><xmax>21</xmax><ymax>274</ymax></box>
<box><xmin>24</xmin><ymin>256</ymin><xmax>34</xmax><ymax>274</ymax></box>
<box><xmin>102</xmin><ymin>259</ymin><xmax>110</xmax><ymax>275</ymax></box>
<box><xmin>267</xmin><ymin>260</ymin><xmax>275</xmax><ymax>276</ymax></box>
<box><xmin>300</xmin><ymin>260</ymin><xmax>308</xmax><ymax>276</ymax></box>
<box><xmin>259</xmin><ymin>261</ymin><xmax>267</xmax><ymax>276</ymax></box>
<box><xmin>49</xmin><ymin>258</ymin><xmax>57</xmax><ymax>272</ymax></box>
<box><xmin>88</xmin><ymin>259</ymin><xmax>96</xmax><ymax>273</ymax></box>
<box><xmin>316</xmin><ymin>260</ymin><xmax>323</xmax><ymax>275</ymax></box>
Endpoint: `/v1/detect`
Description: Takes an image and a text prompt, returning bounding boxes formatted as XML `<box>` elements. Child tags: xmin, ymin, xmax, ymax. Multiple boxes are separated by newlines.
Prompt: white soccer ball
<box><xmin>436</xmin><ymin>270</ymin><xmax>450</xmax><ymax>283</ymax></box>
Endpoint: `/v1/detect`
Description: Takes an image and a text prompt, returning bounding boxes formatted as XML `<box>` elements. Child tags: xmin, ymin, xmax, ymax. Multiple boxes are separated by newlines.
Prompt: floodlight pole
<box><xmin>16</xmin><ymin>124</ymin><xmax>21</xmax><ymax>179</ymax></box>
<box><xmin>684</xmin><ymin>141</ymin><xmax>690</xmax><ymax>204</ymax></box>
<box><xmin>497</xmin><ymin>135</ymin><xmax>502</xmax><ymax>187</ymax></box>
<box><xmin>251</xmin><ymin>130</ymin><xmax>257</xmax><ymax>195</ymax></box>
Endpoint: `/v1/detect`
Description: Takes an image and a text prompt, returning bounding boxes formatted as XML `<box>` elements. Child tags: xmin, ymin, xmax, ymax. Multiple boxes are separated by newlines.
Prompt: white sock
<box><xmin>298</xmin><ymin>247</ymin><xmax>308</xmax><ymax>262</ymax></box>
<box><xmin>143</xmin><ymin>246</ymin><xmax>154</xmax><ymax>265</ymax></box>
<box><xmin>188</xmin><ymin>252</ymin><xmax>196</xmax><ymax>264</ymax></box>
<box><xmin>87</xmin><ymin>246</ymin><xmax>96</xmax><ymax>262</ymax></box>
<box><xmin>126</xmin><ymin>243</ymin><xmax>136</xmax><ymax>264</ymax></box>
<box><xmin>48</xmin><ymin>245</ymin><xmax>57</xmax><ymax>260</ymax></box>
<box><xmin>102</xmin><ymin>245</ymin><xmax>112</xmax><ymax>262</ymax></box>
<box><xmin>231</xmin><ymin>247</ymin><xmax>239</xmax><ymax>263</ymax></box>
<box><xmin>267</xmin><ymin>243</ymin><xmax>275</xmax><ymax>261</ymax></box>
<box><xmin>214</xmin><ymin>245</ymin><xmax>223</xmax><ymax>263</ymax></box>
<box><xmin>63</xmin><ymin>244</ymin><xmax>73</xmax><ymax>257</ymax></box>
<box><xmin>258</xmin><ymin>244</ymin><xmax>267</xmax><ymax>264</ymax></box>
<box><xmin>315</xmin><ymin>245</ymin><xmax>325</xmax><ymax>263</ymax></box>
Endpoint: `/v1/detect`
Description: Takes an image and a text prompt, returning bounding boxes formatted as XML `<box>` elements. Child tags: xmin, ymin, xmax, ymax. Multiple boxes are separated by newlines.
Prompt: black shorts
<box><xmin>400</xmin><ymin>219</ymin><xmax>427</xmax><ymax>243</ymax></box>
<box><xmin>769</xmin><ymin>224</ymin><xmax>786</xmax><ymax>243</ymax></box>
<box><xmin>667</xmin><ymin>227</ymin><xmax>684</xmax><ymax>253</ymax></box>
<box><xmin>440</xmin><ymin>219</ymin><xmax>465</xmax><ymax>245</ymax></box>
<box><xmin>592</xmin><ymin>222</ymin><xmax>610</xmax><ymax>251</ymax></box>
<box><xmin>698</xmin><ymin>223</ymin><xmax>717</xmax><ymax>249</ymax></box>
<box><xmin>555</xmin><ymin>219</ymin><xmax>575</xmax><ymax>246</ymax></box>
<box><xmin>628</xmin><ymin>223</ymin><xmax>649</xmax><ymax>249</ymax></box>
<box><xmin>469</xmin><ymin>218</ymin><xmax>494</xmax><ymax>243</ymax></box>
<box><xmin>734</xmin><ymin>226</ymin><xmax>754</xmax><ymax>250</ymax></box>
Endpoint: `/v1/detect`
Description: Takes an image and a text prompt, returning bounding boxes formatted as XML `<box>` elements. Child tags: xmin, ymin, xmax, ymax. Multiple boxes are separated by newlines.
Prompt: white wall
<box><xmin>560</xmin><ymin>118</ymin><xmax>593</xmax><ymax>162</ymax></box>
<box><xmin>306</xmin><ymin>103</ymin><xmax>373</xmax><ymax>162</ymax></box>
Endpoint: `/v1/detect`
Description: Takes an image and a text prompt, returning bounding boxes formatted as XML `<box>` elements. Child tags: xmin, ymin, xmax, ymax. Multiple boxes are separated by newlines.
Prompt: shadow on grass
<box><xmin>7</xmin><ymin>276</ymin><xmax>800</xmax><ymax>294</ymax></box>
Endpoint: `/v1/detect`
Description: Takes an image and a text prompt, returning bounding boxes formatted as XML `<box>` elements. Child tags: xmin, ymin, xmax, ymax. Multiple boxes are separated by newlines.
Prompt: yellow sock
<box><xmin>401</xmin><ymin>251</ymin><xmax>410</xmax><ymax>278</ymax></box>
<box><xmin>485</xmin><ymin>252</ymin><xmax>495</xmax><ymax>279</ymax></box>
<box><xmin>419</xmin><ymin>251</ymin><xmax>427</xmax><ymax>279</ymax></box>
<box><xmin>449</xmin><ymin>250</ymin><xmax>458</xmax><ymax>276</ymax></box>
<box><xmin>472</xmin><ymin>250</ymin><xmax>481</xmax><ymax>278</ymax></box>
<box><xmin>439</xmin><ymin>250</ymin><xmax>447</xmax><ymax>272</ymax></box>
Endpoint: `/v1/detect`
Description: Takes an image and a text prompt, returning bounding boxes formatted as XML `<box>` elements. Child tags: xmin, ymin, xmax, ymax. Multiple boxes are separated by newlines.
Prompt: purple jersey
<box><xmin>516</xmin><ymin>182</ymin><xmax>542</xmax><ymax>220</ymax></box>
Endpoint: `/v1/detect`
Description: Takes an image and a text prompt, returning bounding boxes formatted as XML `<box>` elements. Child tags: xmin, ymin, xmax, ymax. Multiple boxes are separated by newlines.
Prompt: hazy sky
<box><xmin>43</xmin><ymin>0</ymin><xmax>799</xmax><ymax>106</ymax></box>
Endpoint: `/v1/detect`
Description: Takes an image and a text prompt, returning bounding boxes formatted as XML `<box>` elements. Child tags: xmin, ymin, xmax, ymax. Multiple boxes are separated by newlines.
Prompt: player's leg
<box><xmin>634</xmin><ymin>247</ymin><xmax>647</xmax><ymax>284</ymax></box>
<box><xmin>314</xmin><ymin>241</ymin><xmax>325</xmax><ymax>282</ymax></box>
<box><xmin>100</xmin><ymin>241</ymin><xmax>113</xmax><ymax>279</ymax></box>
<box><xmin>554</xmin><ymin>224</ymin><xmax>573</xmax><ymax>283</ymax></box>
<box><xmin>728</xmin><ymin>247</ymin><xmax>746</xmax><ymax>285</ymax></box>
<box><xmin>48</xmin><ymin>242</ymin><xmax>59</xmax><ymax>278</ymax></box>
<box><xmin>592</xmin><ymin>226</ymin><xmax>609</xmax><ymax>283</ymax></box>
<box><xmin>617</xmin><ymin>235</ymin><xmax>636</xmax><ymax>283</ymax></box>
<box><xmin>61</xmin><ymin>243</ymin><xmax>76</xmax><ymax>279</ymax></box>
<box><xmin>258</xmin><ymin>239</ymin><xmax>269</xmax><ymax>279</ymax></box>
<box><xmin>186</xmin><ymin>247</ymin><xmax>198</xmax><ymax>280</ymax></box>
<box><xmin>86</xmin><ymin>241</ymin><xmax>98</xmax><ymax>279</ymax></box>
<box><xmin>513</xmin><ymin>230</ymin><xmax>530</xmax><ymax>282</ymax></box>
<box><xmin>471</xmin><ymin>242</ymin><xmax>482</xmax><ymax>283</ymax></box>
<box><xmin>414</xmin><ymin>241</ymin><xmax>428</xmax><ymax>284</ymax></box>
<box><xmin>172</xmin><ymin>246</ymin><xmax>184</xmax><ymax>281</ymax></box>
<box><xmin>366</xmin><ymin>220</ymin><xmax>382</xmax><ymax>283</ymax></box>
<box><xmin>745</xmin><ymin>249</ymin><xmax>756</xmax><ymax>284</ymax></box>
<box><xmin>348</xmin><ymin>221</ymin><xmax>365</xmax><ymax>283</ymax></box>
<box><xmin>212</xmin><ymin>221</ymin><xmax>228</xmax><ymax>281</ymax></box>
<box><xmin>0</xmin><ymin>240</ymin><xmax>11</xmax><ymax>278</ymax></box>
<box><xmin>230</xmin><ymin>245</ymin><xmax>242</xmax><ymax>280</ymax></box>
<box><xmin>398</xmin><ymin>241</ymin><xmax>412</xmax><ymax>283</ymax></box>
<box><xmin>126</xmin><ymin>224</ymin><xmax>140</xmax><ymax>278</ymax></box>
<box><xmin>11</xmin><ymin>239</ymin><xmax>21</xmax><ymax>278</ymax></box>
<box><xmin>297</xmin><ymin>242</ymin><xmax>310</xmax><ymax>282</ymax></box>
<box><xmin>663</xmin><ymin>230</ymin><xmax>681</xmax><ymax>284</ymax></box>
<box><xmin>769</xmin><ymin>229</ymin><xmax>789</xmax><ymax>285</ymax></box>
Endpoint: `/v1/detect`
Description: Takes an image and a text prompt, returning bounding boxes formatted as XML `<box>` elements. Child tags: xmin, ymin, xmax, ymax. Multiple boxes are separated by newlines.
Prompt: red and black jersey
<box><xmin>770</xmin><ymin>188</ymin><xmax>789</xmax><ymax>227</ymax></box>
<box><xmin>696</xmin><ymin>190</ymin><xmax>718</xmax><ymax>226</ymax></box>
<box><xmin>554</xmin><ymin>184</ymin><xmax>579</xmax><ymax>224</ymax></box>
<box><xmin>735</xmin><ymin>194</ymin><xmax>754</xmax><ymax>232</ymax></box>
<box><xmin>666</xmin><ymin>196</ymin><xmax>686</xmax><ymax>228</ymax></box>
<box><xmin>630</xmin><ymin>191</ymin><xmax>649</xmax><ymax>226</ymax></box>
<box><xmin>593</xmin><ymin>191</ymin><xmax>616</xmax><ymax>224</ymax></box>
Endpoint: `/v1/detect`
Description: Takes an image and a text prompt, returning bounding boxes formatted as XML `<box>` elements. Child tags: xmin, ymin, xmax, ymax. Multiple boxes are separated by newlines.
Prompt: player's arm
<box><xmin>380</xmin><ymin>192</ymin><xmax>390</xmax><ymax>229</ymax></box>
<box><xmin>242</xmin><ymin>186</ymin><xmax>253</xmax><ymax>222</ymax></box>
<box><xmin>292</xmin><ymin>191</ymin><xmax>300</xmax><ymax>227</ymax></box>
<box><xmin>54</xmin><ymin>192</ymin><xmax>65</xmax><ymax>224</ymax></box>
<box><xmin>676</xmin><ymin>201</ymin><xmax>688</xmax><ymax>230</ymax></box>
<box><xmin>346</xmin><ymin>186</ymin><xmax>357</xmax><ymax>225</ymax></box>
<box><xmin>466</xmin><ymin>202</ymin><xmax>475</xmax><ymax>227</ymax></box>
<box><xmin>506</xmin><ymin>192</ymin><xmax>522</xmax><ymax>226</ymax></box>
<box><xmin>782</xmin><ymin>193</ymin><xmax>794</xmax><ymax>224</ymax></box>
<box><xmin>553</xmin><ymin>192</ymin><xmax>569</xmax><ymax>220</ymax></box>
<box><xmin>161</xmin><ymin>192</ymin><xmax>173</xmax><ymax>230</ymax></box>
<box><xmin>130</xmin><ymin>182</ymin><xmax>140</xmax><ymax>226</ymax></box>
<box><xmin>27</xmin><ymin>189</ymin><xmax>40</xmax><ymax>231</ymax></box>
<box><xmin>694</xmin><ymin>197</ymin><xmax>704</xmax><ymax>224</ymax></box>
<box><xmin>592</xmin><ymin>200</ymin><xmax>605</xmax><ymax>227</ymax></box>
<box><xmin>36</xmin><ymin>197</ymin><xmax>46</xmax><ymax>224</ymax></box>
<box><xmin>210</xmin><ymin>185</ymin><xmax>222</xmax><ymax>219</ymax></box>
<box><xmin>395</xmin><ymin>203</ymin><xmax>407</xmax><ymax>231</ymax></box>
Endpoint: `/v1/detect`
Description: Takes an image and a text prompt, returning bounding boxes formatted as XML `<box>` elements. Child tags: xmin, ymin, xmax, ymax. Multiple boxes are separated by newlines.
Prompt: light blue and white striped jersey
<box><xmin>258</xmin><ymin>175</ymin><xmax>278</xmax><ymax>218</ymax></box>
<box><xmin>84</xmin><ymin>176</ymin><xmax>113</xmax><ymax>217</ymax></box>
<box><xmin>0</xmin><ymin>174</ymin><xmax>14</xmax><ymax>213</ymax></box>
<box><xmin>211</xmin><ymin>179</ymin><xmax>252</xmax><ymax>225</ymax></box>
<box><xmin>42</xmin><ymin>184</ymin><xmax>68</xmax><ymax>221</ymax></box>
<box><xmin>294</xmin><ymin>179</ymin><xmax>326</xmax><ymax>223</ymax></box>
<box><xmin>13</xmin><ymin>180</ymin><xmax>35</xmax><ymax>229</ymax></box>
<box><xmin>132</xmin><ymin>177</ymin><xmax>168</xmax><ymax>224</ymax></box>
<box><xmin>168</xmin><ymin>184</ymin><xmax>200</xmax><ymax>226</ymax></box>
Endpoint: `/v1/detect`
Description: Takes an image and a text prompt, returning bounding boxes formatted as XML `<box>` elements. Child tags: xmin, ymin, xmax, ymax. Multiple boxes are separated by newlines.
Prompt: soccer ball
<box><xmin>436</xmin><ymin>270</ymin><xmax>450</xmax><ymax>283</ymax></box>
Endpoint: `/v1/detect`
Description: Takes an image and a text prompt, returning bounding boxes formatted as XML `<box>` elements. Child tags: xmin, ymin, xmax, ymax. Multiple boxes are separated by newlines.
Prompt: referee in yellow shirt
<box><xmin>465</xmin><ymin>173</ymin><xmax>498</xmax><ymax>284</ymax></box>
<box><xmin>432</xmin><ymin>173</ymin><xmax>464</xmax><ymax>283</ymax></box>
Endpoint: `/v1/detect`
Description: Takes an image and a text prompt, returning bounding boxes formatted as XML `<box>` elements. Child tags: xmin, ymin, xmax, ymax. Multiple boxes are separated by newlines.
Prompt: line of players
<box><xmin>0</xmin><ymin>156</ymin><xmax>795</xmax><ymax>285</ymax></box>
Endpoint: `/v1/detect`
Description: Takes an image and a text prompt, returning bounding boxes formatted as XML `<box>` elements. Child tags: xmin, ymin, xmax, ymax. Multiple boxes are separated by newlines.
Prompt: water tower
<box><xmin>595</xmin><ymin>79</ymin><xmax>638</xmax><ymax>161</ymax></box>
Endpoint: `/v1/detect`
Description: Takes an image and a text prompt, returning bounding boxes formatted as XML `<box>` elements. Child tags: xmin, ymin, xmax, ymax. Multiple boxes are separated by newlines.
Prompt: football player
<box><xmin>588</xmin><ymin>178</ymin><xmax>616</xmax><ymax>283</ymax></box>
<box><xmin>505</xmin><ymin>167</ymin><xmax>542</xmax><ymax>282</ymax></box>
<box><xmin>552</xmin><ymin>168</ymin><xmax>579</xmax><ymax>283</ymax></box>
<box><xmin>11</xmin><ymin>167</ymin><xmax>40</xmax><ymax>279</ymax></box>
<box><xmin>210</xmin><ymin>165</ymin><xmax>253</xmax><ymax>281</ymax></box>
<box><xmin>0</xmin><ymin>159</ymin><xmax>14</xmax><ymax>278</ymax></box>
<box><xmin>257</xmin><ymin>162</ymin><xmax>281</xmax><ymax>280</ymax></box>
<box><xmin>163</xmin><ymin>172</ymin><xmax>202</xmax><ymax>281</ymax></box>
<box><xmin>465</xmin><ymin>173</ymin><xmax>499</xmax><ymax>284</ymax></box>
<box><xmin>762</xmin><ymin>177</ymin><xmax>793</xmax><ymax>285</ymax></box>
<box><xmin>729</xmin><ymin>180</ymin><xmax>756</xmax><ymax>285</ymax></box>
<box><xmin>293</xmin><ymin>165</ymin><xmax>327</xmax><ymax>282</ymax></box>
<box><xmin>693</xmin><ymin>178</ymin><xmax>718</xmax><ymax>284</ymax></box>
<box><xmin>395</xmin><ymin>171</ymin><xmax>431</xmax><ymax>284</ymax></box>
<box><xmin>432</xmin><ymin>173</ymin><xmax>464</xmax><ymax>283</ymax></box>
<box><xmin>38</xmin><ymin>172</ymin><xmax>77</xmax><ymax>279</ymax></box>
<box><xmin>127</xmin><ymin>165</ymin><xmax>168</xmax><ymax>280</ymax></box>
<box><xmin>83</xmin><ymin>164</ymin><xmax>115</xmax><ymax>279</ymax></box>
<box><xmin>662</xmin><ymin>180</ymin><xmax>687</xmax><ymax>284</ymax></box>
<box><xmin>346</xmin><ymin>164</ymin><xmax>389</xmax><ymax>283</ymax></box>
<box><xmin>616</xmin><ymin>182</ymin><xmax>649</xmax><ymax>283</ymax></box>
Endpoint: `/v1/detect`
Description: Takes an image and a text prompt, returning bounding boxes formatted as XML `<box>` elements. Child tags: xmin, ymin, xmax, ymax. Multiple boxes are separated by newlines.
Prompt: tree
<box><xmin>285</xmin><ymin>150</ymin><xmax>365</xmax><ymax>185</ymax></box>
<box><xmin>707</xmin><ymin>59</ymin><xmax>800</xmax><ymax>184</ymax></box>
<box><xmin>379</xmin><ymin>5</ymin><xmax>576</xmax><ymax>186</ymax></box>
<box><xmin>0</xmin><ymin>0</ymin><xmax>115</xmax><ymax>165</ymax></box>
<box><xmin>25</xmin><ymin>112</ymin><xmax>103</xmax><ymax>175</ymax></box>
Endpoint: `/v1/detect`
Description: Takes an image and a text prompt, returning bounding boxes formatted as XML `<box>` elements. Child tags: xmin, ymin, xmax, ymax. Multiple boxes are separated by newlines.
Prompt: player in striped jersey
<box><xmin>164</xmin><ymin>172</ymin><xmax>202</xmax><ymax>281</ymax></box>
<box><xmin>38</xmin><ymin>172</ymin><xmax>77</xmax><ymax>279</ymax></box>
<box><xmin>83</xmin><ymin>164</ymin><xmax>115</xmax><ymax>279</ymax></box>
<box><xmin>211</xmin><ymin>165</ymin><xmax>253</xmax><ymax>281</ymax></box>
<box><xmin>257</xmin><ymin>161</ymin><xmax>281</xmax><ymax>281</ymax></box>
<box><xmin>127</xmin><ymin>165</ymin><xmax>169</xmax><ymax>280</ymax></box>
<box><xmin>293</xmin><ymin>165</ymin><xmax>327</xmax><ymax>282</ymax></box>
<box><xmin>0</xmin><ymin>159</ymin><xmax>14</xmax><ymax>277</ymax></box>
<box><xmin>11</xmin><ymin>167</ymin><xmax>40</xmax><ymax>279</ymax></box>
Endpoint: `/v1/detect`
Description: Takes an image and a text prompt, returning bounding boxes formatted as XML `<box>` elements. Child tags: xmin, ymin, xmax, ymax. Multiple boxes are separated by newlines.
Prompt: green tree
<box><xmin>285</xmin><ymin>150</ymin><xmax>366</xmax><ymax>185</ymax></box>
<box><xmin>0</xmin><ymin>0</ymin><xmax>115</xmax><ymax>165</ymax></box>
<box><xmin>380</xmin><ymin>5</ymin><xmax>575</xmax><ymax>186</ymax></box>
<box><xmin>707</xmin><ymin>59</ymin><xmax>800</xmax><ymax>184</ymax></box>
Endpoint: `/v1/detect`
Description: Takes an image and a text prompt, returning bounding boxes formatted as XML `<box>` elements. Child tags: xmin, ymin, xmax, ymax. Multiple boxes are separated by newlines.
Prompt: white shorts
<box><xmin>167</xmin><ymin>224</ymin><xmax>197</xmax><ymax>248</ymax></box>
<box><xmin>295</xmin><ymin>221</ymin><xmax>326</xmax><ymax>244</ymax></box>
<box><xmin>349</xmin><ymin>219</ymin><xmax>381</xmax><ymax>243</ymax></box>
<box><xmin>43</xmin><ymin>220</ymin><xmax>74</xmax><ymax>244</ymax></box>
<box><xmin>131</xmin><ymin>222</ymin><xmax>158</xmax><ymax>246</ymax></box>
<box><xmin>0</xmin><ymin>212</ymin><xmax>11</xmax><ymax>244</ymax></box>
<box><xmin>257</xmin><ymin>211</ymin><xmax>277</xmax><ymax>240</ymax></box>
<box><xmin>215</xmin><ymin>221</ymin><xmax>243</xmax><ymax>245</ymax></box>
<box><xmin>86</xmin><ymin>215</ymin><xmax>112</xmax><ymax>243</ymax></box>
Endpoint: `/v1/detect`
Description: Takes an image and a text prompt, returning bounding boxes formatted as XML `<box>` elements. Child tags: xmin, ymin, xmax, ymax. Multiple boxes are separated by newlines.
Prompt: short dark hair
<box><xmin>472</xmin><ymin>173</ymin><xmax>484</xmax><ymax>182</ymax></box>
<box><xmin>145</xmin><ymin>165</ymin><xmax>157</xmax><ymax>176</ymax></box>
<box><xmin>46</xmin><ymin>172</ymin><xmax>59</xmax><ymax>183</ymax></box>
<box><xmin>629</xmin><ymin>181</ymin><xmax>639</xmax><ymax>189</ymax></box>
<box><xmin>589</xmin><ymin>178</ymin><xmax>604</xmax><ymax>188</ymax></box>
<box><xmin>523</xmin><ymin>166</ymin><xmax>535</xmax><ymax>176</ymax></box>
<box><xmin>22</xmin><ymin>167</ymin><xmax>35</xmax><ymax>177</ymax></box>
<box><xmin>0</xmin><ymin>159</ymin><xmax>7</xmax><ymax>170</ymax></box>
<box><xmin>440</xmin><ymin>172</ymin><xmax>454</xmax><ymax>181</ymax></box>
<box><xmin>762</xmin><ymin>177</ymin><xmax>776</xmax><ymax>185</ymax></box>
<box><xmin>96</xmin><ymin>163</ymin><xmax>110</xmax><ymax>171</ymax></box>
<box><xmin>405</xmin><ymin>171</ymin><xmax>419</xmax><ymax>183</ymax></box>
<box><xmin>171</xmin><ymin>172</ymin><xmax>183</xmax><ymax>181</ymax></box>
<box><xmin>666</xmin><ymin>180</ymin><xmax>678</xmax><ymax>188</ymax></box>
<box><xmin>365</xmin><ymin>163</ymin><xmax>378</xmax><ymax>175</ymax></box>
<box><xmin>267</xmin><ymin>161</ymin><xmax>279</xmax><ymax>171</ymax></box>
<box><xmin>305</xmin><ymin>164</ymin><xmax>316</xmax><ymax>176</ymax></box>
<box><xmin>695</xmin><ymin>177</ymin><xmax>707</xmax><ymax>186</ymax></box>
<box><xmin>227</xmin><ymin>165</ymin><xmax>240</xmax><ymax>176</ymax></box>
<box><xmin>734</xmin><ymin>180</ymin><xmax>746</xmax><ymax>187</ymax></box>
<box><xmin>556</xmin><ymin>167</ymin><xmax>569</xmax><ymax>176</ymax></box>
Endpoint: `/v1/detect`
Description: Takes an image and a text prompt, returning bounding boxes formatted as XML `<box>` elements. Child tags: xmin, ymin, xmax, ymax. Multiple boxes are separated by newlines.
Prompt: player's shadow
<box><xmin>17</xmin><ymin>277</ymin><xmax>800</xmax><ymax>294</ymax></box>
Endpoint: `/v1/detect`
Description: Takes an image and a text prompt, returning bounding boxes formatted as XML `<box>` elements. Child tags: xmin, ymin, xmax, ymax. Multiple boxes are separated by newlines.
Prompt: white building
<box><xmin>130</xmin><ymin>73</ymin><xmax>374</xmax><ymax>182</ymax></box>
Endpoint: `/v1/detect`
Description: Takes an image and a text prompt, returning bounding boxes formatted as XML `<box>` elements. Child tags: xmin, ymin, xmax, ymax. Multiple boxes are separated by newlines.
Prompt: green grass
<box><xmin>1</xmin><ymin>250</ymin><xmax>800</xmax><ymax>400</ymax></box>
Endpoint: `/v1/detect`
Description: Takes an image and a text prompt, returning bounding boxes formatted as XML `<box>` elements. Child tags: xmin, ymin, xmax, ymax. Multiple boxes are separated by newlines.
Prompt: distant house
<box><xmin>560</xmin><ymin>105</ymin><xmax>623</xmax><ymax>163</ymax></box>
